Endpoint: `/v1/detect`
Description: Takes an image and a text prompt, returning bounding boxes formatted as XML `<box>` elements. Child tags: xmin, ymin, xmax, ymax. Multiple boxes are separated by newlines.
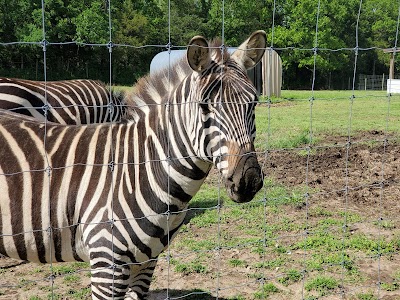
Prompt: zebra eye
<box><xmin>199</xmin><ymin>102</ymin><xmax>211</xmax><ymax>114</ymax></box>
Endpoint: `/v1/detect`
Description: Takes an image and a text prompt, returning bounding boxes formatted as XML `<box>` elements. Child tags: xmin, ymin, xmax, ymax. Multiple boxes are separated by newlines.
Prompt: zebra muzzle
<box><xmin>225</xmin><ymin>154</ymin><xmax>263</xmax><ymax>203</ymax></box>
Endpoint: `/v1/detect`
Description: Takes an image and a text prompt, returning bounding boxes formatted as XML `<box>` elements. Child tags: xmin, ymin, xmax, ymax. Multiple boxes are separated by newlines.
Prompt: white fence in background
<box><xmin>387</xmin><ymin>79</ymin><xmax>400</xmax><ymax>93</ymax></box>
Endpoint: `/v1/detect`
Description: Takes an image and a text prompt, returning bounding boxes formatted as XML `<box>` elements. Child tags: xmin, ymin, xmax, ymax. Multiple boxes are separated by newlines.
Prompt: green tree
<box><xmin>74</xmin><ymin>0</ymin><xmax>109</xmax><ymax>44</ymax></box>
<box><xmin>0</xmin><ymin>0</ymin><xmax>398</xmax><ymax>86</ymax></box>
<box><xmin>272</xmin><ymin>0</ymin><xmax>361</xmax><ymax>88</ymax></box>
<box><xmin>206</xmin><ymin>0</ymin><xmax>273</xmax><ymax>46</ymax></box>
<box><xmin>358</xmin><ymin>0</ymin><xmax>400</xmax><ymax>75</ymax></box>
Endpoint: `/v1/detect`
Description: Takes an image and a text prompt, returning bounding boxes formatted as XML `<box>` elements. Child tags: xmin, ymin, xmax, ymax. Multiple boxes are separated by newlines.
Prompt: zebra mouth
<box><xmin>226</xmin><ymin>177</ymin><xmax>262</xmax><ymax>203</ymax></box>
<box><xmin>225</xmin><ymin>161</ymin><xmax>263</xmax><ymax>203</ymax></box>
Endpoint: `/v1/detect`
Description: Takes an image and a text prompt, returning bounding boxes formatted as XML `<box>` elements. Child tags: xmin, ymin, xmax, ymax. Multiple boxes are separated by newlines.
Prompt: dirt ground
<box><xmin>0</xmin><ymin>131</ymin><xmax>399</xmax><ymax>299</ymax></box>
<box><xmin>148</xmin><ymin>131</ymin><xmax>400</xmax><ymax>300</ymax></box>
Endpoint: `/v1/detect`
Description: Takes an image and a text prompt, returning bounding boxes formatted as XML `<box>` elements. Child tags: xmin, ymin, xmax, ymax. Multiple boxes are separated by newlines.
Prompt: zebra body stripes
<box><xmin>0</xmin><ymin>31</ymin><xmax>266</xmax><ymax>299</ymax></box>
<box><xmin>0</xmin><ymin>78</ymin><xmax>125</xmax><ymax>124</ymax></box>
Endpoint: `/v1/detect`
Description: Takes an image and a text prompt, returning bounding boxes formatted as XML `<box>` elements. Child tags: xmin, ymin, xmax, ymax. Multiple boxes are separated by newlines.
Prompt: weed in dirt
<box><xmin>395</xmin><ymin>270</ymin><xmax>400</xmax><ymax>281</ymax></box>
<box><xmin>348</xmin><ymin>234</ymin><xmax>399</xmax><ymax>255</ymax></box>
<box><xmin>66</xmin><ymin>287</ymin><xmax>91</xmax><ymax>299</ymax></box>
<box><xmin>228</xmin><ymin>258</ymin><xmax>246</xmax><ymax>267</ymax></box>
<box><xmin>171</xmin><ymin>258</ymin><xmax>208</xmax><ymax>275</ymax></box>
<box><xmin>309</xmin><ymin>206</ymin><xmax>334</xmax><ymax>217</ymax></box>
<box><xmin>356</xmin><ymin>292</ymin><xmax>378</xmax><ymax>300</ymax></box>
<box><xmin>253</xmin><ymin>257</ymin><xmax>286</xmax><ymax>269</ymax></box>
<box><xmin>63</xmin><ymin>274</ymin><xmax>81</xmax><ymax>285</ymax></box>
<box><xmin>278</xmin><ymin>269</ymin><xmax>303</xmax><ymax>285</ymax></box>
<box><xmin>228</xmin><ymin>295</ymin><xmax>246</xmax><ymax>300</ymax></box>
<box><xmin>175</xmin><ymin>237</ymin><xmax>216</xmax><ymax>251</ymax></box>
<box><xmin>305</xmin><ymin>252</ymin><xmax>356</xmax><ymax>273</ymax></box>
<box><xmin>51</xmin><ymin>262</ymin><xmax>89</xmax><ymax>276</ymax></box>
<box><xmin>373</xmin><ymin>219</ymin><xmax>396</xmax><ymax>230</ymax></box>
<box><xmin>294</xmin><ymin>231</ymin><xmax>342</xmax><ymax>251</ymax></box>
<box><xmin>381</xmin><ymin>281</ymin><xmax>399</xmax><ymax>292</ymax></box>
<box><xmin>339</xmin><ymin>211</ymin><xmax>363</xmax><ymax>223</ymax></box>
<box><xmin>46</xmin><ymin>293</ymin><xmax>62</xmax><ymax>300</ymax></box>
<box><xmin>19</xmin><ymin>278</ymin><xmax>37</xmax><ymax>291</ymax></box>
<box><xmin>254</xmin><ymin>282</ymin><xmax>280</xmax><ymax>298</ymax></box>
<box><xmin>304</xmin><ymin>275</ymin><xmax>340</xmax><ymax>296</ymax></box>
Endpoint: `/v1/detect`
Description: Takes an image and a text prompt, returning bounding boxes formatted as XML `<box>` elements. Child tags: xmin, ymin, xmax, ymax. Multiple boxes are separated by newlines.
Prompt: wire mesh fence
<box><xmin>0</xmin><ymin>1</ymin><xmax>399</xmax><ymax>300</ymax></box>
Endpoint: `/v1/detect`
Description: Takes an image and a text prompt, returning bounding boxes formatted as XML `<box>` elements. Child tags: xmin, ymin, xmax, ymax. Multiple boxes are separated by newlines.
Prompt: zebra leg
<box><xmin>125</xmin><ymin>259</ymin><xmax>158</xmax><ymax>300</ymax></box>
<box><xmin>89</xmin><ymin>258</ymin><xmax>131</xmax><ymax>300</ymax></box>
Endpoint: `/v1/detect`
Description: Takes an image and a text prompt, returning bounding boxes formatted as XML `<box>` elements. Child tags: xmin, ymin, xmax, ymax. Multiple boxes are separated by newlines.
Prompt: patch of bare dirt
<box><xmin>264</xmin><ymin>132</ymin><xmax>400</xmax><ymax>218</ymax></box>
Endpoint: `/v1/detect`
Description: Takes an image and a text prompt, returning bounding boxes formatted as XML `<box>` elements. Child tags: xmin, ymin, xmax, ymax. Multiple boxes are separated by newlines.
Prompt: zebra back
<box><xmin>0</xmin><ymin>78</ymin><xmax>125</xmax><ymax>125</ymax></box>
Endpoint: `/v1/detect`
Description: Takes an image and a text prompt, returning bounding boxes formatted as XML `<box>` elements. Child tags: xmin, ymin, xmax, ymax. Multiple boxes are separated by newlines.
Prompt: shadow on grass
<box><xmin>184</xmin><ymin>197</ymin><xmax>220</xmax><ymax>224</ymax></box>
<box><xmin>149</xmin><ymin>288</ymin><xmax>231</xmax><ymax>300</ymax></box>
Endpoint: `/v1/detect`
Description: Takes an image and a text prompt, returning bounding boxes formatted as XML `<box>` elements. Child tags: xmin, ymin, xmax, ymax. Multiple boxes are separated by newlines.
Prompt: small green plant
<box><xmin>228</xmin><ymin>258</ymin><xmax>246</xmax><ymax>267</ymax></box>
<box><xmin>310</xmin><ymin>206</ymin><xmax>334</xmax><ymax>217</ymax></box>
<box><xmin>278</xmin><ymin>269</ymin><xmax>303</xmax><ymax>285</ymax></box>
<box><xmin>347</xmin><ymin>234</ymin><xmax>398</xmax><ymax>255</ymax></box>
<box><xmin>19</xmin><ymin>278</ymin><xmax>37</xmax><ymax>290</ymax></box>
<box><xmin>254</xmin><ymin>282</ymin><xmax>279</xmax><ymax>298</ymax></box>
<box><xmin>172</xmin><ymin>259</ymin><xmax>207</xmax><ymax>275</ymax></box>
<box><xmin>63</xmin><ymin>274</ymin><xmax>81</xmax><ymax>285</ymax></box>
<box><xmin>356</xmin><ymin>292</ymin><xmax>378</xmax><ymax>300</ymax></box>
<box><xmin>31</xmin><ymin>266</ymin><xmax>44</xmax><ymax>274</ymax></box>
<box><xmin>373</xmin><ymin>219</ymin><xmax>396</xmax><ymax>230</ymax></box>
<box><xmin>51</xmin><ymin>264</ymin><xmax>77</xmax><ymax>276</ymax></box>
<box><xmin>46</xmin><ymin>292</ymin><xmax>62</xmax><ymax>300</ymax></box>
<box><xmin>305</xmin><ymin>276</ymin><xmax>339</xmax><ymax>296</ymax></box>
<box><xmin>381</xmin><ymin>281</ymin><xmax>399</xmax><ymax>291</ymax></box>
<box><xmin>395</xmin><ymin>270</ymin><xmax>400</xmax><ymax>281</ymax></box>
<box><xmin>253</xmin><ymin>257</ymin><xmax>286</xmax><ymax>269</ymax></box>
<box><xmin>339</xmin><ymin>211</ymin><xmax>362</xmax><ymax>223</ymax></box>
<box><xmin>294</xmin><ymin>232</ymin><xmax>341</xmax><ymax>251</ymax></box>
<box><xmin>67</xmin><ymin>287</ymin><xmax>92</xmax><ymax>299</ymax></box>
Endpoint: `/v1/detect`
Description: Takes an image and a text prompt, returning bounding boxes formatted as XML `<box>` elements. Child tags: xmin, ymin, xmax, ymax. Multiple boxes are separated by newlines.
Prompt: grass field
<box><xmin>0</xmin><ymin>90</ymin><xmax>399</xmax><ymax>300</ymax></box>
<box><xmin>255</xmin><ymin>90</ymin><xmax>400</xmax><ymax>150</ymax></box>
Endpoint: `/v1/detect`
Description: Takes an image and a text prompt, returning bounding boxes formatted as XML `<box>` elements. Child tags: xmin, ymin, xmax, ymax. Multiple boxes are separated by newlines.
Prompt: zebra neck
<box><xmin>132</xmin><ymin>109</ymin><xmax>212</xmax><ymax>206</ymax></box>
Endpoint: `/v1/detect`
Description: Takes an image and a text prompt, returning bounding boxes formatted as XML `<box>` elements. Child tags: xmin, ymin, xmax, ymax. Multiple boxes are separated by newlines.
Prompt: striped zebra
<box><xmin>0</xmin><ymin>78</ymin><xmax>125</xmax><ymax>124</ymax></box>
<box><xmin>0</xmin><ymin>30</ymin><xmax>266</xmax><ymax>299</ymax></box>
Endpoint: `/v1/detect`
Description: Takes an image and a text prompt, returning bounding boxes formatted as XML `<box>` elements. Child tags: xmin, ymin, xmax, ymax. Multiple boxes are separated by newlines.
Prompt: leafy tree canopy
<box><xmin>0</xmin><ymin>0</ymin><xmax>398</xmax><ymax>88</ymax></box>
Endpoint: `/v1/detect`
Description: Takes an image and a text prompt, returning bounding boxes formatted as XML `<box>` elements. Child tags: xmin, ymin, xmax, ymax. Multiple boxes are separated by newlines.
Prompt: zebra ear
<box><xmin>232</xmin><ymin>30</ymin><xmax>266</xmax><ymax>70</ymax></box>
<box><xmin>187</xmin><ymin>36</ymin><xmax>211</xmax><ymax>72</ymax></box>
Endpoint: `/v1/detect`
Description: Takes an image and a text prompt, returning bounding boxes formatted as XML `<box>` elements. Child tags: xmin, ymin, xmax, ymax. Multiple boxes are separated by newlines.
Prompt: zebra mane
<box><xmin>123</xmin><ymin>38</ymin><xmax>230</xmax><ymax>121</ymax></box>
<box><xmin>209</xmin><ymin>38</ymin><xmax>230</xmax><ymax>63</ymax></box>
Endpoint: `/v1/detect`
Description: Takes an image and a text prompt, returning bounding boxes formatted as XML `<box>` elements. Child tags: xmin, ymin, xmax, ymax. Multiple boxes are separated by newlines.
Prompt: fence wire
<box><xmin>0</xmin><ymin>1</ymin><xmax>399</xmax><ymax>300</ymax></box>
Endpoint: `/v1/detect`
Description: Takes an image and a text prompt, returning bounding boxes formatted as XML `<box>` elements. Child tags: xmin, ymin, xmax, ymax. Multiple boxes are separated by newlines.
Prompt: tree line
<box><xmin>0</xmin><ymin>0</ymin><xmax>398</xmax><ymax>88</ymax></box>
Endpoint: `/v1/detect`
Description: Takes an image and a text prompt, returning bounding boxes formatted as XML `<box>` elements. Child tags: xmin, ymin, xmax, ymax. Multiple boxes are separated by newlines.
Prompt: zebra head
<box><xmin>186</xmin><ymin>30</ymin><xmax>266</xmax><ymax>203</ymax></box>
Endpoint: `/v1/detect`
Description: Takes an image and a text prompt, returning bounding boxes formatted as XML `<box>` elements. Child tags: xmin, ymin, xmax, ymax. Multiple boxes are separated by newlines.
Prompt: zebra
<box><xmin>0</xmin><ymin>78</ymin><xmax>125</xmax><ymax>124</ymax></box>
<box><xmin>0</xmin><ymin>30</ymin><xmax>266</xmax><ymax>299</ymax></box>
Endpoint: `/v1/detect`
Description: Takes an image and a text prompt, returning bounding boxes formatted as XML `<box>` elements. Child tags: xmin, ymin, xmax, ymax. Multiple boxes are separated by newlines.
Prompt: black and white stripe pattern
<box><xmin>0</xmin><ymin>31</ymin><xmax>266</xmax><ymax>299</ymax></box>
<box><xmin>0</xmin><ymin>78</ymin><xmax>125</xmax><ymax>124</ymax></box>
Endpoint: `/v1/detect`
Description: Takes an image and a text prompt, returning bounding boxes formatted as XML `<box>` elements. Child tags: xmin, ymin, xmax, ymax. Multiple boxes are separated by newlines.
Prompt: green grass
<box><xmin>256</xmin><ymin>90</ymin><xmax>400</xmax><ymax>150</ymax></box>
<box><xmin>356</xmin><ymin>292</ymin><xmax>378</xmax><ymax>300</ymax></box>
<box><xmin>171</xmin><ymin>259</ymin><xmax>208</xmax><ymax>275</ymax></box>
<box><xmin>304</xmin><ymin>275</ymin><xmax>340</xmax><ymax>296</ymax></box>
<box><xmin>254</xmin><ymin>282</ymin><xmax>280</xmax><ymax>298</ymax></box>
<box><xmin>278</xmin><ymin>269</ymin><xmax>303</xmax><ymax>285</ymax></box>
<box><xmin>228</xmin><ymin>258</ymin><xmax>246</xmax><ymax>267</ymax></box>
